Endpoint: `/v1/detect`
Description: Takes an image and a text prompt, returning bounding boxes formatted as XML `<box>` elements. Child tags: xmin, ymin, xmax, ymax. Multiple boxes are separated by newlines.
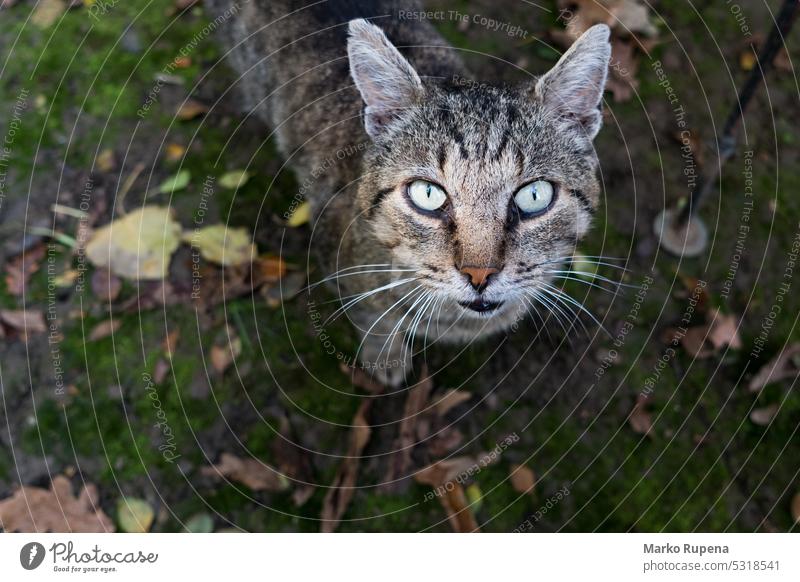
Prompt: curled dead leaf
<box><xmin>750</xmin><ymin>404</ymin><xmax>779</xmax><ymax>426</ymax></box>
<box><xmin>176</xmin><ymin>99</ymin><xmax>209</xmax><ymax>120</ymax></box>
<box><xmin>509</xmin><ymin>464</ymin><xmax>537</xmax><ymax>495</ymax></box>
<box><xmin>434</xmin><ymin>389</ymin><xmax>472</xmax><ymax>416</ymax></box>
<box><xmin>321</xmin><ymin>401</ymin><xmax>373</xmax><ymax>532</ymax></box>
<box><xmin>202</xmin><ymin>453</ymin><xmax>289</xmax><ymax>492</ymax></box>
<box><xmin>88</xmin><ymin>319</ymin><xmax>121</xmax><ymax>341</ymax></box>
<box><xmin>629</xmin><ymin>394</ymin><xmax>653</xmax><ymax>437</ymax></box>
<box><xmin>748</xmin><ymin>344</ymin><xmax>800</xmax><ymax>393</ymax></box>
<box><xmin>0</xmin><ymin>475</ymin><xmax>114</xmax><ymax>532</ymax></box>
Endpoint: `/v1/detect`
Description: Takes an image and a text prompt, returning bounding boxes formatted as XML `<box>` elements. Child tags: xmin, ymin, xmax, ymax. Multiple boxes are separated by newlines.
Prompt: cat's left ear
<box><xmin>533</xmin><ymin>24</ymin><xmax>611</xmax><ymax>139</ymax></box>
<box><xmin>348</xmin><ymin>19</ymin><xmax>424</xmax><ymax>138</ymax></box>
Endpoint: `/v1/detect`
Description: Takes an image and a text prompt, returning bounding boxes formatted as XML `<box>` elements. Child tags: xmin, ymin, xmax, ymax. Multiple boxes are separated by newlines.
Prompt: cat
<box><xmin>204</xmin><ymin>0</ymin><xmax>611</xmax><ymax>386</ymax></box>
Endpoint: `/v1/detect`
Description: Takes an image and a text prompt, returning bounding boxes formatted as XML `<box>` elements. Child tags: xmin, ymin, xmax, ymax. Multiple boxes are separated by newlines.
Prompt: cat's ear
<box><xmin>533</xmin><ymin>24</ymin><xmax>611</xmax><ymax>138</ymax></box>
<box><xmin>347</xmin><ymin>18</ymin><xmax>424</xmax><ymax>138</ymax></box>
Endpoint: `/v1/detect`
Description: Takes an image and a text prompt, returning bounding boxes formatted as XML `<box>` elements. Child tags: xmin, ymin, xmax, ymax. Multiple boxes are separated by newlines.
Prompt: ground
<box><xmin>0</xmin><ymin>0</ymin><xmax>798</xmax><ymax>532</ymax></box>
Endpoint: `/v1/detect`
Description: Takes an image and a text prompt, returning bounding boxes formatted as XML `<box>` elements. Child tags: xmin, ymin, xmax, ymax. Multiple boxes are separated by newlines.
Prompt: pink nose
<box><xmin>460</xmin><ymin>266</ymin><xmax>499</xmax><ymax>291</ymax></box>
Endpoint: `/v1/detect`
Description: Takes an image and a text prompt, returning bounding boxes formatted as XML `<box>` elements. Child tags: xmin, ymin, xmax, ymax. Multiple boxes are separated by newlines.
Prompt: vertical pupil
<box><xmin>426</xmin><ymin>184</ymin><xmax>432</xmax><ymax>199</ymax></box>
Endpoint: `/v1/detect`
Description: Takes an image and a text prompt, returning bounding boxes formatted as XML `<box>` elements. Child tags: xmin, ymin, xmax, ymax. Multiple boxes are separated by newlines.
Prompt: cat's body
<box><xmin>206</xmin><ymin>0</ymin><xmax>611</xmax><ymax>384</ymax></box>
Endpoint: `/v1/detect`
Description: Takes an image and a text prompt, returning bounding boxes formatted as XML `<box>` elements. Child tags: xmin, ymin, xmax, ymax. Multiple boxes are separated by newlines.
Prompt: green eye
<box><xmin>408</xmin><ymin>180</ymin><xmax>447</xmax><ymax>212</ymax></box>
<box><xmin>514</xmin><ymin>180</ymin><xmax>555</xmax><ymax>215</ymax></box>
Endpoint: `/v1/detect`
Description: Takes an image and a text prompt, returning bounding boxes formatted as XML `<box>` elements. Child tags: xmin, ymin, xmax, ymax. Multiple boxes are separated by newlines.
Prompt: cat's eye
<box><xmin>514</xmin><ymin>180</ymin><xmax>555</xmax><ymax>216</ymax></box>
<box><xmin>407</xmin><ymin>180</ymin><xmax>448</xmax><ymax>212</ymax></box>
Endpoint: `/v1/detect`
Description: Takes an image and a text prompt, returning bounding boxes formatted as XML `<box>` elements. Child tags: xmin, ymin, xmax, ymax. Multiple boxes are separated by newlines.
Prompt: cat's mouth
<box><xmin>458</xmin><ymin>299</ymin><xmax>504</xmax><ymax>314</ymax></box>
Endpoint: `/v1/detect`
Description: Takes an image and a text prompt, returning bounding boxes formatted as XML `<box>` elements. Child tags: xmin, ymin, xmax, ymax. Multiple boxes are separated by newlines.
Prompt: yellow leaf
<box><xmin>287</xmin><ymin>201</ymin><xmax>310</xmax><ymax>227</ymax></box>
<box><xmin>165</xmin><ymin>143</ymin><xmax>186</xmax><ymax>162</ymax></box>
<box><xmin>85</xmin><ymin>206</ymin><xmax>182</xmax><ymax>280</ymax></box>
<box><xmin>183</xmin><ymin>225</ymin><xmax>257</xmax><ymax>267</ymax></box>
<box><xmin>116</xmin><ymin>498</ymin><xmax>154</xmax><ymax>533</ymax></box>
<box><xmin>31</xmin><ymin>0</ymin><xmax>65</xmax><ymax>28</ymax></box>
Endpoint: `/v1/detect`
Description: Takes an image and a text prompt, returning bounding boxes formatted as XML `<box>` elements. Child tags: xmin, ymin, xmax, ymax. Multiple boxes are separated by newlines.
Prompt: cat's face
<box><xmin>348</xmin><ymin>20</ymin><xmax>610</xmax><ymax>326</ymax></box>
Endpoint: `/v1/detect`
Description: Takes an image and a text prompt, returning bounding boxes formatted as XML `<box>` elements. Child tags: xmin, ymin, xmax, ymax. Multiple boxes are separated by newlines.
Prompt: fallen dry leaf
<box><xmin>320</xmin><ymin>401</ymin><xmax>373</xmax><ymax>532</ymax></box>
<box><xmin>286</xmin><ymin>201</ymin><xmax>311</xmax><ymax>227</ymax></box>
<box><xmin>0</xmin><ymin>475</ymin><xmax>114</xmax><ymax>532</ymax></box>
<box><xmin>707</xmin><ymin>309</ymin><xmax>742</xmax><ymax>351</ymax></box>
<box><xmin>415</xmin><ymin>457</ymin><xmax>481</xmax><ymax>533</ymax></box>
<box><xmin>31</xmin><ymin>0</ymin><xmax>65</xmax><ymax>28</ymax></box>
<box><xmin>434</xmin><ymin>389</ymin><xmax>472</xmax><ymax>416</ymax></box>
<box><xmin>252</xmin><ymin>255</ymin><xmax>288</xmax><ymax>288</ymax></box>
<box><xmin>90</xmin><ymin>268</ymin><xmax>122</xmax><ymax>302</ymax></box>
<box><xmin>383</xmin><ymin>366</ymin><xmax>434</xmax><ymax>486</ymax></box>
<box><xmin>85</xmin><ymin>206</ymin><xmax>182</xmax><ymax>280</ymax></box>
<box><xmin>218</xmin><ymin>170</ymin><xmax>251</xmax><ymax>190</ymax></box>
<box><xmin>748</xmin><ymin>344</ymin><xmax>800</xmax><ymax>393</ymax></box>
<box><xmin>629</xmin><ymin>393</ymin><xmax>653</xmax><ymax>437</ymax></box>
<box><xmin>210</xmin><ymin>332</ymin><xmax>242</xmax><ymax>374</ymax></box>
<box><xmin>4</xmin><ymin>244</ymin><xmax>45</xmax><ymax>295</ymax></box>
<box><xmin>165</xmin><ymin>143</ymin><xmax>186</xmax><ymax>162</ymax></box>
<box><xmin>750</xmin><ymin>404</ymin><xmax>779</xmax><ymax>426</ymax></box>
<box><xmin>184</xmin><ymin>225</ymin><xmax>257</xmax><ymax>267</ymax></box>
<box><xmin>509</xmin><ymin>464</ymin><xmax>537</xmax><ymax>495</ymax></box>
<box><xmin>152</xmin><ymin>358</ymin><xmax>170</xmax><ymax>384</ymax></box>
<box><xmin>202</xmin><ymin>453</ymin><xmax>289</xmax><ymax>492</ymax></box>
<box><xmin>0</xmin><ymin>309</ymin><xmax>47</xmax><ymax>340</ymax></box>
<box><xmin>88</xmin><ymin>319</ymin><xmax>121</xmax><ymax>341</ymax></box>
<box><xmin>176</xmin><ymin>99</ymin><xmax>208</xmax><ymax>120</ymax></box>
<box><xmin>96</xmin><ymin>149</ymin><xmax>116</xmax><ymax>173</ymax></box>
<box><xmin>116</xmin><ymin>498</ymin><xmax>154</xmax><ymax>533</ymax></box>
<box><xmin>162</xmin><ymin>329</ymin><xmax>180</xmax><ymax>358</ymax></box>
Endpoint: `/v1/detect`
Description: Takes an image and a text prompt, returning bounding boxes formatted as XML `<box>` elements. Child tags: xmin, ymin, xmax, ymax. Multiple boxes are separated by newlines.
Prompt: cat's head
<box><xmin>347</xmin><ymin>19</ymin><xmax>610</xmax><ymax>324</ymax></box>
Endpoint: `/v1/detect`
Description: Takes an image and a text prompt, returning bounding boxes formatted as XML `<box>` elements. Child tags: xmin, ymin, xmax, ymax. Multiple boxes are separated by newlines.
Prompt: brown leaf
<box><xmin>415</xmin><ymin>457</ymin><xmax>481</xmax><ymax>533</ymax></box>
<box><xmin>707</xmin><ymin>309</ymin><xmax>741</xmax><ymax>351</ymax></box>
<box><xmin>176</xmin><ymin>99</ymin><xmax>208</xmax><ymax>120</ymax></box>
<box><xmin>90</xmin><ymin>268</ymin><xmax>122</xmax><ymax>302</ymax></box>
<box><xmin>202</xmin><ymin>453</ymin><xmax>289</xmax><ymax>492</ymax></box>
<box><xmin>0</xmin><ymin>309</ymin><xmax>47</xmax><ymax>340</ymax></box>
<box><xmin>681</xmin><ymin>325</ymin><xmax>714</xmax><ymax>359</ymax></box>
<box><xmin>271</xmin><ymin>417</ymin><xmax>316</xmax><ymax>508</ymax></box>
<box><xmin>162</xmin><ymin>329</ymin><xmax>180</xmax><ymax>358</ymax></box>
<box><xmin>629</xmin><ymin>394</ymin><xmax>653</xmax><ymax>436</ymax></box>
<box><xmin>210</xmin><ymin>333</ymin><xmax>242</xmax><ymax>374</ymax></box>
<box><xmin>88</xmin><ymin>319</ymin><xmax>121</xmax><ymax>341</ymax></box>
<box><xmin>153</xmin><ymin>358</ymin><xmax>170</xmax><ymax>384</ymax></box>
<box><xmin>4</xmin><ymin>244</ymin><xmax>45</xmax><ymax>295</ymax></box>
<box><xmin>415</xmin><ymin>457</ymin><xmax>479</xmax><ymax>489</ymax></box>
<box><xmin>251</xmin><ymin>255</ymin><xmax>287</xmax><ymax>288</ymax></box>
<box><xmin>383</xmin><ymin>366</ymin><xmax>434</xmax><ymax>486</ymax></box>
<box><xmin>440</xmin><ymin>483</ymin><xmax>480</xmax><ymax>533</ymax></box>
<box><xmin>607</xmin><ymin>37</ymin><xmax>640</xmax><ymax>103</ymax></box>
<box><xmin>434</xmin><ymin>389</ymin><xmax>472</xmax><ymax>416</ymax></box>
<box><xmin>321</xmin><ymin>401</ymin><xmax>373</xmax><ymax>532</ymax></box>
<box><xmin>0</xmin><ymin>475</ymin><xmax>114</xmax><ymax>532</ymax></box>
<box><xmin>791</xmin><ymin>491</ymin><xmax>800</xmax><ymax>524</ymax></box>
<box><xmin>748</xmin><ymin>344</ymin><xmax>800</xmax><ymax>393</ymax></box>
<box><xmin>750</xmin><ymin>404</ymin><xmax>779</xmax><ymax>426</ymax></box>
<box><xmin>509</xmin><ymin>464</ymin><xmax>537</xmax><ymax>495</ymax></box>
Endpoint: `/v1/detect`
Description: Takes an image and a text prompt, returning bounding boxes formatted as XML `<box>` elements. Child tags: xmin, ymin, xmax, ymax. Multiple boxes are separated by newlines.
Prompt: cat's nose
<box><xmin>459</xmin><ymin>266</ymin><xmax>500</xmax><ymax>292</ymax></box>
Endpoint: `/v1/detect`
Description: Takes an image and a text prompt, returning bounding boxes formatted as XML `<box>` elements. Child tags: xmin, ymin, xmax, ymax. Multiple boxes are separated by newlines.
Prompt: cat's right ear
<box><xmin>347</xmin><ymin>19</ymin><xmax>423</xmax><ymax>139</ymax></box>
<box><xmin>533</xmin><ymin>24</ymin><xmax>611</xmax><ymax>139</ymax></box>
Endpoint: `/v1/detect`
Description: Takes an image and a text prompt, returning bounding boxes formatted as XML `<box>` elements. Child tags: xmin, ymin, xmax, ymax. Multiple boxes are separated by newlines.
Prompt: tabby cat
<box><xmin>205</xmin><ymin>0</ymin><xmax>611</xmax><ymax>385</ymax></box>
